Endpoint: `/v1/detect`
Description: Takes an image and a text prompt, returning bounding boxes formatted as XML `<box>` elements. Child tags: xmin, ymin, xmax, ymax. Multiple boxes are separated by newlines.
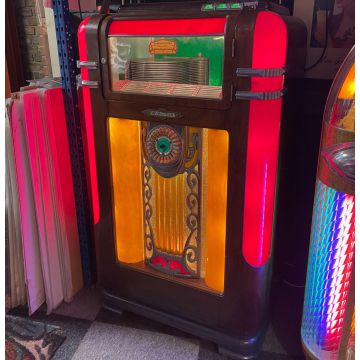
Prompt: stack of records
<box><xmin>5</xmin><ymin>99</ymin><xmax>27</xmax><ymax>311</ymax></box>
<box><xmin>6</xmin><ymin>84</ymin><xmax>83</xmax><ymax>314</ymax></box>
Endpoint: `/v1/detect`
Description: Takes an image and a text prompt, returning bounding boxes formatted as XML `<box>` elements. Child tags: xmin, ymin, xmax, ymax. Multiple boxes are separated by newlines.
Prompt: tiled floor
<box><xmin>8</xmin><ymin>281</ymin><xmax>306</xmax><ymax>360</ymax></box>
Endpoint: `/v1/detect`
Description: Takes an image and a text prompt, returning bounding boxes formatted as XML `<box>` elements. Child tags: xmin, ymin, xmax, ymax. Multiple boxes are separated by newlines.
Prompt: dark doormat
<box><xmin>5</xmin><ymin>315</ymin><xmax>66</xmax><ymax>360</ymax></box>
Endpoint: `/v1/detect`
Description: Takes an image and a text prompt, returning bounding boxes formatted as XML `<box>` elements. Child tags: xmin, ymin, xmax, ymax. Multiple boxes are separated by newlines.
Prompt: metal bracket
<box><xmin>243</xmin><ymin>1</ymin><xmax>259</xmax><ymax>9</ymax></box>
<box><xmin>77</xmin><ymin>60</ymin><xmax>98</xmax><ymax>69</ymax></box>
<box><xmin>236</xmin><ymin>67</ymin><xmax>286</xmax><ymax>77</ymax></box>
<box><xmin>79</xmin><ymin>79</ymin><xmax>100</xmax><ymax>88</ymax></box>
<box><xmin>235</xmin><ymin>88</ymin><xmax>286</xmax><ymax>100</ymax></box>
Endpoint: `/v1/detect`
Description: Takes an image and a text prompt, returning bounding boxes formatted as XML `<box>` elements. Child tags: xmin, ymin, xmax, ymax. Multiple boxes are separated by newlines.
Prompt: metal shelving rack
<box><xmin>53</xmin><ymin>0</ymin><xmax>93</xmax><ymax>287</ymax></box>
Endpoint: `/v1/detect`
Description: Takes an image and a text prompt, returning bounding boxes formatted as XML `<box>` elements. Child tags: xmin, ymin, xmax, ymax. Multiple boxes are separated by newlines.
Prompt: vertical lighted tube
<box><xmin>204</xmin><ymin>129</ymin><xmax>229</xmax><ymax>293</ymax></box>
<box><xmin>178</xmin><ymin>175</ymin><xmax>184</xmax><ymax>253</ymax></box>
<box><xmin>174</xmin><ymin>176</ymin><xmax>179</xmax><ymax>254</ymax></box>
<box><xmin>301</xmin><ymin>183</ymin><xmax>355</xmax><ymax>357</ymax></box>
<box><xmin>108</xmin><ymin>118</ymin><xmax>144</xmax><ymax>263</ymax></box>
<box><xmin>170</xmin><ymin>178</ymin><xmax>176</xmax><ymax>254</ymax></box>
<box><xmin>242</xmin><ymin>11</ymin><xmax>287</xmax><ymax>267</ymax></box>
<box><xmin>78</xmin><ymin>18</ymin><xmax>100</xmax><ymax>224</ymax></box>
<box><xmin>155</xmin><ymin>175</ymin><xmax>162</xmax><ymax>251</ymax></box>
<box><xmin>158</xmin><ymin>176</ymin><xmax>164</xmax><ymax>251</ymax></box>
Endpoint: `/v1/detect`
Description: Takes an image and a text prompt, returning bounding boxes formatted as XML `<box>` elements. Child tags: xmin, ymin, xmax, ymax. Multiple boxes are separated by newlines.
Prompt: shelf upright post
<box><xmin>53</xmin><ymin>0</ymin><xmax>93</xmax><ymax>287</ymax></box>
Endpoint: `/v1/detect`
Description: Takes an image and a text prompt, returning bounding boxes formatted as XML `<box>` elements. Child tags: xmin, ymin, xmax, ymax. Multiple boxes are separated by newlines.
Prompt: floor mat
<box><xmin>6</xmin><ymin>315</ymin><xmax>66</xmax><ymax>360</ymax></box>
<box><xmin>71</xmin><ymin>321</ymin><xmax>200</xmax><ymax>360</ymax></box>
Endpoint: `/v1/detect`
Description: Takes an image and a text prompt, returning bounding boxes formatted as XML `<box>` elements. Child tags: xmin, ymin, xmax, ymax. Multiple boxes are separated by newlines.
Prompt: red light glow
<box><xmin>108</xmin><ymin>18</ymin><xmax>227</xmax><ymax>36</ymax></box>
<box><xmin>78</xmin><ymin>17</ymin><xmax>100</xmax><ymax>224</ymax></box>
<box><xmin>242</xmin><ymin>11</ymin><xmax>288</xmax><ymax>267</ymax></box>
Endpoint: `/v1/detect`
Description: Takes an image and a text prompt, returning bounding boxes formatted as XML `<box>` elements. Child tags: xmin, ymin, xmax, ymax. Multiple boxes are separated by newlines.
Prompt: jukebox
<box><xmin>301</xmin><ymin>48</ymin><xmax>355</xmax><ymax>360</ymax></box>
<box><xmin>78</xmin><ymin>2</ymin><xmax>306</xmax><ymax>358</ymax></box>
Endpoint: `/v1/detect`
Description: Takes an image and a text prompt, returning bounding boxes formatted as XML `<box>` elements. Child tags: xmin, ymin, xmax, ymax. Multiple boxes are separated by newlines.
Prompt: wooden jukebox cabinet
<box><xmin>78</xmin><ymin>2</ymin><xmax>306</xmax><ymax>358</ymax></box>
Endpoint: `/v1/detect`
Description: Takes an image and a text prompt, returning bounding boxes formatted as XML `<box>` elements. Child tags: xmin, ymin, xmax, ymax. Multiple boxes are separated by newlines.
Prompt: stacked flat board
<box><xmin>5</xmin><ymin>100</ymin><xmax>27</xmax><ymax>310</ymax></box>
<box><xmin>7</xmin><ymin>86</ymin><xmax>83</xmax><ymax>314</ymax></box>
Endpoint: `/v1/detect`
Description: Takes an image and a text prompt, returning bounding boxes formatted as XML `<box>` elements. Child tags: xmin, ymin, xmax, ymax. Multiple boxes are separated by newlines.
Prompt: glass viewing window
<box><xmin>107</xmin><ymin>19</ymin><xmax>226</xmax><ymax>99</ymax></box>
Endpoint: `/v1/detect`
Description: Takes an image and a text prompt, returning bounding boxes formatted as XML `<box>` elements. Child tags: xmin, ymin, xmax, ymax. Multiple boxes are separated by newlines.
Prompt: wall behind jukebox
<box><xmin>13</xmin><ymin>0</ymin><xmax>52</xmax><ymax>80</ymax></box>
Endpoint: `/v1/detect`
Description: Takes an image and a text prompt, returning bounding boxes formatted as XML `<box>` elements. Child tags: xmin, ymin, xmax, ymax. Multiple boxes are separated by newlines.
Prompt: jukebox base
<box><xmin>103</xmin><ymin>290</ymin><xmax>264</xmax><ymax>360</ymax></box>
